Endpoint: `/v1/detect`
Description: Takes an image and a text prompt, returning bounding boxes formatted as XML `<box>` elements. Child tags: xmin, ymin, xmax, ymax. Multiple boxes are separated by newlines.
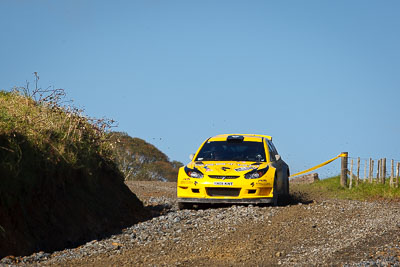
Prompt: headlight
<box><xmin>184</xmin><ymin>166</ymin><xmax>204</xmax><ymax>178</ymax></box>
<box><xmin>244</xmin><ymin>166</ymin><xmax>269</xmax><ymax>179</ymax></box>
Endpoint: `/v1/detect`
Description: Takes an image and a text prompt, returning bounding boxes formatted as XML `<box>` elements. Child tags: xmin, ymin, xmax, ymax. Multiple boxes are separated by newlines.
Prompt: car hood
<box><xmin>187</xmin><ymin>161</ymin><xmax>269</xmax><ymax>176</ymax></box>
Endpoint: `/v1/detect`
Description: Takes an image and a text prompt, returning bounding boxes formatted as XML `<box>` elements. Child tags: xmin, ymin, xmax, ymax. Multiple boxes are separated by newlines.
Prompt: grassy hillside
<box><xmin>110</xmin><ymin>132</ymin><xmax>183</xmax><ymax>182</ymax></box>
<box><xmin>0</xmin><ymin>88</ymin><xmax>149</xmax><ymax>258</ymax></box>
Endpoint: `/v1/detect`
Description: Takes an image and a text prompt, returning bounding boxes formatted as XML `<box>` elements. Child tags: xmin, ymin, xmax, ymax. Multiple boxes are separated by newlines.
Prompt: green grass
<box><xmin>295</xmin><ymin>175</ymin><xmax>400</xmax><ymax>201</ymax></box>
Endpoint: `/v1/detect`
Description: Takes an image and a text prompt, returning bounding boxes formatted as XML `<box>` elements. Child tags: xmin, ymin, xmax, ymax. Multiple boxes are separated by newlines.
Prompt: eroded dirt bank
<box><xmin>0</xmin><ymin>150</ymin><xmax>149</xmax><ymax>259</ymax></box>
<box><xmin>2</xmin><ymin>181</ymin><xmax>400</xmax><ymax>266</ymax></box>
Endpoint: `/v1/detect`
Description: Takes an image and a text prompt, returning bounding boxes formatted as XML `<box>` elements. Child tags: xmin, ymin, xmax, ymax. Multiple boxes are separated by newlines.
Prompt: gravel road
<box><xmin>1</xmin><ymin>181</ymin><xmax>400</xmax><ymax>266</ymax></box>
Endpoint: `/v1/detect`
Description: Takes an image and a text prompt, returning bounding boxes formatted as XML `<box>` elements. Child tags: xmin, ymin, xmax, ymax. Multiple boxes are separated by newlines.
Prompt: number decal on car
<box><xmin>213</xmin><ymin>182</ymin><xmax>233</xmax><ymax>186</ymax></box>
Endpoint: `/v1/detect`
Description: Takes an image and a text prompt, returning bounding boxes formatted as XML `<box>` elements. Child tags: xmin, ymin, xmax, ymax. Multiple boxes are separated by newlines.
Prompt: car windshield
<box><xmin>195</xmin><ymin>141</ymin><xmax>266</xmax><ymax>162</ymax></box>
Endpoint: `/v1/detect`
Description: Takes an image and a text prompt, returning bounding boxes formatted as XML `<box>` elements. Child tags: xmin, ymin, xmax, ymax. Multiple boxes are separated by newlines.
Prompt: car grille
<box><xmin>206</xmin><ymin>188</ymin><xmax>241</xmax><ymax>197</ymax></box>
<box><xmin>208</xmin><ymin>175</ymin><xmax>240</xmax><ymax>179</ymax></box>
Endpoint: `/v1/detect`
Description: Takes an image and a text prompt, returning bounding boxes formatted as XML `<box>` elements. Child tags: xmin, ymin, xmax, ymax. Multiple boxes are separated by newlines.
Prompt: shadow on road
<box><xmin>278</xmin><ymin>192</ymin><xmax>314</xmax><ymax>206</ymax></box>
<box><xmin>177</xmin><ymin>193</ymin><xmax>314</xmax><ymax>211</ymax></box>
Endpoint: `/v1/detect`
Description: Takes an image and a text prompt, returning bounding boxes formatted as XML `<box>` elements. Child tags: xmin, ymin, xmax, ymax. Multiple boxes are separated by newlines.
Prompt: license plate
<box><xmin>213</xmin><ymin>182</ymin><xmax>233</xmax><ymax>186</ymax></box>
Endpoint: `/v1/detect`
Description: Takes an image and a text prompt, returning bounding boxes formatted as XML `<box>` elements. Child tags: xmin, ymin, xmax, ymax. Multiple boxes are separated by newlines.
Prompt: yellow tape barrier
<box><xmin>289</xmin><ymin>153</ymin><xmax>347</xmax><ymax>178</ymax></box>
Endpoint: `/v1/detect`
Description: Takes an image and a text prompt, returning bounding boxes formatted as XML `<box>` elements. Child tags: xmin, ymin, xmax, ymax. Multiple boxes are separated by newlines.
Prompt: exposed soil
<box><xmin>0</xmin><ymin>135</ymin><xmax>149</xmax><ymax>259</ymax></box>
<box><xmin>2</xmin><ymin>181</ymin><xmax>400</xmax><ymax>266</ymax></box>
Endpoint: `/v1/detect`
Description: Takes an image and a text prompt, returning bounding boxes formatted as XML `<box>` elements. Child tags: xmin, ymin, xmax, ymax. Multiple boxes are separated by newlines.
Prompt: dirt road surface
<box><xmin>2</xmin><ymin>181</ymin><xmax>400</xmax><ymax>266</ymax></box>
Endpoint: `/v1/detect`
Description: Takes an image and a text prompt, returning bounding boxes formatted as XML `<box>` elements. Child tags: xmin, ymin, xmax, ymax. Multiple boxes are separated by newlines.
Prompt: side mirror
<box><xmin>275</xmin><ymin>154</ymin><xmax>281</xmax><ymax>161</ymax></box>
<box><xmin>189</xmin><ymin>154</ymin><xmax>194</xmax><ymax>160</ymax></box>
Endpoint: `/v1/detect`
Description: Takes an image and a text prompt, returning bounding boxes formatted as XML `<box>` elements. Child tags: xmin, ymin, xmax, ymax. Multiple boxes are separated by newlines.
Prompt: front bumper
<box><xmin>177</xmin><ymin>178</ymin><xmax>275</xmax><ymax>204</ymax></box>
<box><xmin>177</xmin><ymin>197</ymin><xmax>274</xmax><ymax>204</ymax></box>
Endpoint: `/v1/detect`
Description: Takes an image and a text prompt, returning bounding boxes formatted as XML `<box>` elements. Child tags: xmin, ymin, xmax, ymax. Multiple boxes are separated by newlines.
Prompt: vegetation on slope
<box><xmin>0</xmin><ymin>84</ymin><xmax>148</xmax><ymax>258</ymax></box>
<box><xmin>110</xmin><ymin>132</ymin><xmax>183</xmax><ymax>182</ymax></box>
<box><xmin>0</xmin><ymin>88</ymin><xmax>114</xmax><ymax>170</ymax></box>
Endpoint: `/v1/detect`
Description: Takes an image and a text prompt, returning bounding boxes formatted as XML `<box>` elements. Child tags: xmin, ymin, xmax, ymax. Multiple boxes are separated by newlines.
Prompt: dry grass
<box><xmin>292</xmin><ymin>176</ymin><xmax>400</xmax><ymax>201</ymax></box>
<box><xmin>0</xmin><ymin>85</ymin><xmax>116</xmax><ymax>168</ymax></box>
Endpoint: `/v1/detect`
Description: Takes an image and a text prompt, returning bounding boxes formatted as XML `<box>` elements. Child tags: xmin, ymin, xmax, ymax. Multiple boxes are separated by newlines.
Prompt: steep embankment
<box><xmin>0</xmin><ymin>89</ymin><xmax>149</xmax><ymax>258</ymax></box>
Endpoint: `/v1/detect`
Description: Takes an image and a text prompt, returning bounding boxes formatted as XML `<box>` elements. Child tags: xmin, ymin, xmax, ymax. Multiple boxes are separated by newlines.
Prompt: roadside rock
<box><xmin>290</xmin><ymin>173</ymin><xmax>319</xmax><ymax>184</ymax></box>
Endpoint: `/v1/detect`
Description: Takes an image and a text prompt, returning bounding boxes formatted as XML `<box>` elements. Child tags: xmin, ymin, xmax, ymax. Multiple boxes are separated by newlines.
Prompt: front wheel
<box><xmin>286</xmin><ymin>178</ymin><xmax>290</xmax><ymax>196</ymax></box>
<box><xmin>272</xmin><ymin>175</ymin><xmax>279</xmax><ymax>206</ymax></box>
<box><xmin>272</xmin><ymin>194</ymin><xmax>278</xmax><ymax>206</ymax></box>
<box><xmin>279</xmin><ymin>178</ymin><xmax>290</xmax><ymax>205</ymax></box>
<box><xmin>283</xmin><ymin>177</ymin><xmax>289</xmax><ymax>196</ymax></box>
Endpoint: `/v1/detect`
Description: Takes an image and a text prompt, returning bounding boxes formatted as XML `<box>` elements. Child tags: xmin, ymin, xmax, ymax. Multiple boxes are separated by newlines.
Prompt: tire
<box><xmin>272</xmin><ymin>174</ymin><xmax>279</xmax><ymax>206</ymax></box>
<box><xmin>272</xmin><ymin>194</ymin><xmax>278</xmax><ymax>206</ymax></box>
<box><xmin>286</xmin><ymin>178</ymin><xmax>290</xmax><ymax>196</ymax></box>
<box><xmin>178</xmin><ymin>202</ymin><xmax>193</xmax><ymax>210</ymax></box>
<box><xmin>279</xmin><ymin>178</ymin><xmax>290</xmax><ymax>205</ymax></box>
<box><xmin>285</xmin><ymin>169</ymin><xmax>290</xmax><ymax>196</ymax></box>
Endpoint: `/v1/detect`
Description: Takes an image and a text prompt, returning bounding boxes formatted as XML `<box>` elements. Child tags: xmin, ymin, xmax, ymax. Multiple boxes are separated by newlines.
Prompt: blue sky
<box><xmin>1</xmin><ymin>1</ymin><xmax>399</xmax><ymax>177</ymax></box>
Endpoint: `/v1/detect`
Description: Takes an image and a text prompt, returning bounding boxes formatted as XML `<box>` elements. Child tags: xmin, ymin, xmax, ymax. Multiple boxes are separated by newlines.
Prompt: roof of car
<box><xmin>208</xmin><ymin>134</ymin><xmax>272</xmax><ymax>142</ymax></box>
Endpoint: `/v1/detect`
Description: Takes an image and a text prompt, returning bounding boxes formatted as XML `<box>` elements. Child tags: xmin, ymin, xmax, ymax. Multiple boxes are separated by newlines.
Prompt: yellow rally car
<box><xmin>177</xmin><ymin>134</ymin><xmax>290</xmax><ymax>209</ymax></box>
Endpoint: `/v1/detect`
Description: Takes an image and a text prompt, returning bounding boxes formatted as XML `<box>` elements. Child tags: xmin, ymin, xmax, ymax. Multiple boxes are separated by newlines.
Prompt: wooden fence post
<box><xmin>356</xmin><ymin>157</ymin><xmax>360</xmax><ymax>186</ymax></box>
<box><xmin>396</xmin><ymin>162</ymin><xmax>400</xmax><ymax>188</ymax></box>
<box><xmin>390</xmin><ymin>159</ymin><xmax>394</xmax><ymax>187</ymax></box>
<box><xmin>370</xmin><ymin>159</ymin><xmax>374</xmax><ymax>183</ymax></box>
<box><xmin>340</xmin><ymin>152</ymin><xmax>348</xmax><ymax>187</ymax></box>
<box><xmin>382</xmin><ymin>158</ymin><xmax>386</xmax><ymax>184</ymax></box>
<box><xmin>377</xmin><ymin>159</ymin><xmax>381</xmax><ymax>184</ymax></box>
<box><xmin>349</xmin><ymin>159</ymin><xmax>353</xmax><ymax>189</ymax></box>
<box><xmin>368</xmin><ymin>158</ymin><xmax>372</xmax><ymax>183</ymax></box>
<box><xmin>364</xmin><ymin>159</ymin><xmax>367</xmax><ymax>183</ymax></box>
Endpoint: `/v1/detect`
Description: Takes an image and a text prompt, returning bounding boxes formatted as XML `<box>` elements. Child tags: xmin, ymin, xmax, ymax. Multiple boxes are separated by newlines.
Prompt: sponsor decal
<box><xmin>251</xmin><ymin>182</ymin><xmax>255</xmax><ymax>187</ymax></box>
<box><xmin>202</xmin><ymin>165</ymin><xmax>212</xmax><ymax>172</ymax></box>
<box><xmin>205</xmin><ymin>163</ymin><xmax>235</xmax><ymax>167</ymax></box>
<box><xmin>221</xmin><ymin>167</ymin><xmax>230</xmax><ymax>171</ymax></box>
<box><xmin>194</xmin><ymin>181</ymin><xmax>198</xmax><ymax>186</ymax></box>
<box><xmin>255</xmin><ymin>179</ymin><xmax>270</xmax><ymax>185</ymax></box>
<box><xmin>236</xmin><ymin>163</ymin><xmax>261</xmax><ymax>167</ymax></box>
<box><xmin>235</xmin><ymin>167</ymin><xmax>257</xmax><ymax>172</ymax></box>
<box><xmin>256</xmin><ymin>182</ymin><xmax>271</xmax><ymax>186</ymax></box>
